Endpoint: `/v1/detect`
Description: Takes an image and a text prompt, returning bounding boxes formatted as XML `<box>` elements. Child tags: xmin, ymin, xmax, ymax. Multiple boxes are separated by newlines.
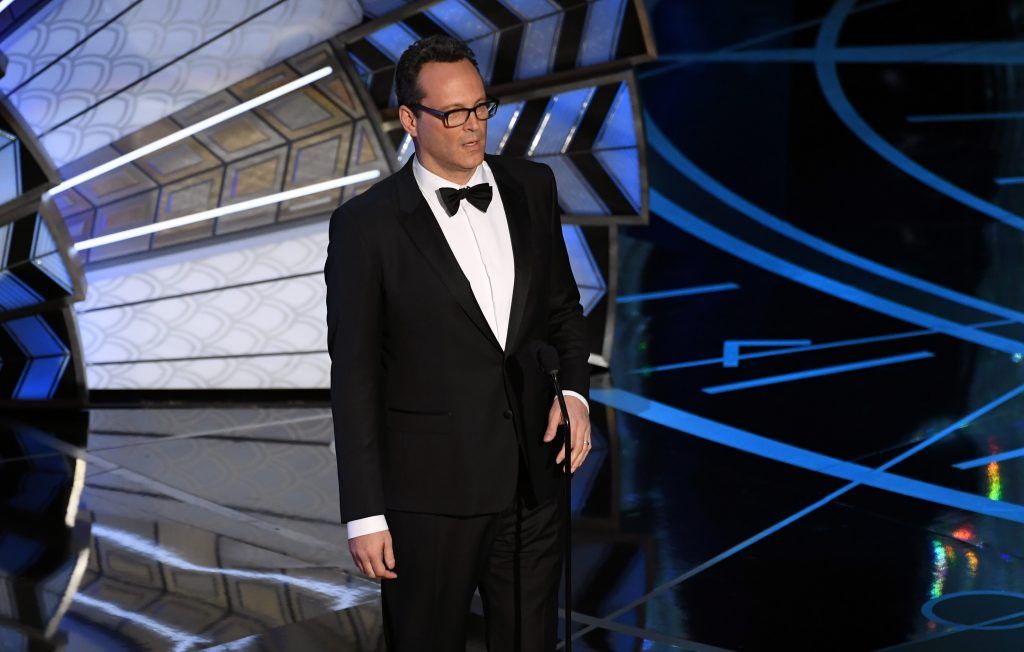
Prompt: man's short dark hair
<box><xmin>394</xmin><ymin>35</ymin><xmax>480</xmax><ymax>113</ymax></box>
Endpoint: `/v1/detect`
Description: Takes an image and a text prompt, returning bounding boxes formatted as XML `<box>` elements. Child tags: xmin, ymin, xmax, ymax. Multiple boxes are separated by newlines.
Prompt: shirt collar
<box><xmin>412</xmin><ymin>151</ymin><xmax>489</xmax><ymax>195</ymax></box>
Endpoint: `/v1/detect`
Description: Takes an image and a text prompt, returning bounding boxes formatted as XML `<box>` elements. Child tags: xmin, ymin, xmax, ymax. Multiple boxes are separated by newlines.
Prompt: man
<box><xmin>324</xmin><ymin>34</ymin><xmax>592</xmax><ymax>651</ymax></box>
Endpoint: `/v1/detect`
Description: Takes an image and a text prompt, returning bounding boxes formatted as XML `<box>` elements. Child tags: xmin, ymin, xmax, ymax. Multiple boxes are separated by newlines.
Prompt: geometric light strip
<box><xmin>44</xmin><ymin>66</ymin><xmax>335</xmax><ymax>199</ymax></box>
<box><xmin>91</xmin><ymin>523</ymin><xmax>377</xmax><ymax>609</ymax></box>
<box><xmin>73</xmin><ymin>593</ymin><xmax>211</xmax><ymax>652</ymax></box>
<box><xmin>0</xmin><ymin>0</ymin><xmax>13</xmax><ymax>14</ymax></box>
<box><xmin>72</xmin><ymin>169</ymin><xmax>381</xmax><ymax>251</ymax></box>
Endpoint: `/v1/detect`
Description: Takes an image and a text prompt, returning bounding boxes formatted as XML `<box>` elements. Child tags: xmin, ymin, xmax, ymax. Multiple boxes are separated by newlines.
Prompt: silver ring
<box><xmin>584</xmin><ymin>440</ymin><xmax>590</xmax><ymax>445</ymax></box>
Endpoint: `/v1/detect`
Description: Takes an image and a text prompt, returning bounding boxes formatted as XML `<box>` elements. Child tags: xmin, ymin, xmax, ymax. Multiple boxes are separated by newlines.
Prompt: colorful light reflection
<box><xmin>988</xmin><ymin>461</ymin><xmax>1002</xmax><ymax>501</ymax></box>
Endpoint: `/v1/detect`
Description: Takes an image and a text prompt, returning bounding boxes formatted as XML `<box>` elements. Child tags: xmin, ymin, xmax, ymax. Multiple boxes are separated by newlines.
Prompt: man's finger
<box><xmin>555</xmin><ymin>432</ymin><xmax>571</xmax><ymax>463</ymax></box>
<box><xmin>384</xmin><ymin>535</ymin><xmax>398</xmax><ymax>576</ymax></box>
<box><xmin>571</xmin><ymin>427</ymin><xmax>589</xmax><ymax>470</ymax></box>
<box><xmin>572</xmin><ymin>441</ymin><xmax>589</xmax><ymax>472</ymax></box>
<box><xmin>372</xmin><ymin>554</ymin><xmax>397</xmax><ymax>579</ymax></box>
<box><xmin>556</xmin><ymin>425</ymin><xmax>574</xmax><ymax>465</ymax></box>
<box><xmin>561</xmin><ymin>431</ymin><xmax>577</xmax><ymax>468</ymax></box>
<box><xmin>359</xmin><ymin>555</ymin><xmax>376</xmax><ymax>579</ymax></box>
<box><xmin>562</xmin><ymin>423</ymin><xmax>585</xmax><ymax>472</ymax></box>
<box><xmin>543</xmin><ymin>404</ymin><xmax>560</xmax><ymax>442</ymax></box>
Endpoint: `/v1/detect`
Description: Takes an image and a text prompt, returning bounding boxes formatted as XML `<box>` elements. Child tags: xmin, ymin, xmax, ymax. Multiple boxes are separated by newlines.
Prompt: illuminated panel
<box><xmin>0</xmin><ymin>271</ymin><xmax>42</xmax><ymax>311</ymax></box>
<box><xmin>31</xmin><ymin>216</ymin><xmax>73</xmax><ymax>293</ymax></box>
<box><xmin>2</xmin><ymin>314</ymin><xmax>71</xmax><ymax>400</ymax></box>
<box><xmin>425</xmin><ymin>0</ymin><xmax>493</xmax><ymax>40</ymax></box>
<box><xmin>578</xmin><ymin>0</ymin><xmax>630</xmax><ymax>67</ymax></box>
<box><xmin>595</xmin><ymin>147</ymin><xmax>641</xmax><ymax>211</ymax></box>
<box><xmin>498</xmin><ymin>0</ymin><xmax>559</xmax><ymax>20</ymax></box>
<box><xmin>527</xmin><ymin>88</ymin><xmax>594</xmax><ymax>156</ymax></box>
<box><xmin>366</xmin><ymin>22</ymin><xmax>419</xmax><ymax>60</ymax></box>
<box><xmin>515</xmin><ymin>12</ymin><xmax>562</xmax><ymax>80</ymax></box>
<box><xmin>0</xmin><ymin>0</ymin><xmax>138</xmax><ymax>94</ymax></box>
<box><xmin>3</xmin><ymin>0</ymin><xmax>362</xmax><ymax>166</ymax></box>
<box><xmin>47</xmin><ymin>44</ymin><xmax>391</xmax><ymax>266</ymax></box>
<box><xmin>535</xmin><ymin>154</ymin><xmax>608</xmax><ymax>215</ymax></box>
<box><xmin>362</xmin><ymin>0</ymin><xmax>415</xmax><ymax>19</ymax></box>
<box><xmin>345</xmin><ymin>0</ymin><xmax>652</xmax><ymax>99</ymax></box>
<box><xmin>485</xmin><ymin>101</ymin><xmax>525</xmax><ymax>154</ymax></box>
<box><xmin>78</xmin><ymin>225</ymin><xmax>333</xmax><ymax>390</ymax></box>
<box><xmin>563</xmin><ymin>224</ymin><xmax>606</xmax><ymax>315</ymax></box>
<box><xmin>0</xmin><ymin>130</ymin><xmax>20</xmax><ymax>205</ymax></box>
<box><xmin>0</xmin><ymin>214</ymin><xmax>75</xmax><ymax>310</ymax></box>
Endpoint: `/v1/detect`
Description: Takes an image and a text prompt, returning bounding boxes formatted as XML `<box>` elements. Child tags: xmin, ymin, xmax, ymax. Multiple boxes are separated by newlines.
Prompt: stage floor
<box><xmin>5</xmin><ymin>334</ymin><xmax>1024</xmax><ymax>652</ymax></box>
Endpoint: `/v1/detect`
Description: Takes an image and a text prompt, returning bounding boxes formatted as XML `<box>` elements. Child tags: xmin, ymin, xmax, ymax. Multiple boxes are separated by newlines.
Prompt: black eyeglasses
<box><xmin>410</xmin><ymin>98</ymin><xmax>500</xmax><ymax>128</ymax></box>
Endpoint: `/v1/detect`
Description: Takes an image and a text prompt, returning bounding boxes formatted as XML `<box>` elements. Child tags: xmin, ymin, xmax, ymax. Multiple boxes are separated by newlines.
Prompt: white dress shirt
<box><xmin>346</xmin><ymin>153</ymin><xmax>588</xmax><ymax>539</ymax></box>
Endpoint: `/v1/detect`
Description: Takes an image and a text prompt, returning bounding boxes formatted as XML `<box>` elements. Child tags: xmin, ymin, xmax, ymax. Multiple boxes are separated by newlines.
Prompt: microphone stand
<box><xmin>537</xmin><ymin>346</ymin><xmax>573</xmax><ymax>651</ymax></box>
<box><xmin>550</xmin><ymin>370</ymin><xmax>573</xmax><ymax>651</ymax></box>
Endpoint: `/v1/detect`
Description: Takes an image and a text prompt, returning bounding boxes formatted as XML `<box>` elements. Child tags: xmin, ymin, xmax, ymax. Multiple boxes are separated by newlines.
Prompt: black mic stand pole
<box><xmin>547</xmin><ymin>367</ymin><xmax>573</xmax><ymax>651</ymax></box>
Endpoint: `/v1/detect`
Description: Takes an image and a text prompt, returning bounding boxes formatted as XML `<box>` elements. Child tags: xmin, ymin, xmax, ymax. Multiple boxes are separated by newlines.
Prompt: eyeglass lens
<box><xmin>446</xmin><ymin>101</ymin><xmax>496</xmax><ymax>126</ymax></box>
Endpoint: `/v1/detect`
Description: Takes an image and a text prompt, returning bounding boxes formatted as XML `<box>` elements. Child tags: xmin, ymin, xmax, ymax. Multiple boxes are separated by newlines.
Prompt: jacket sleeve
<box><xmin>544</xmin><ymin>165</ymin><xmax>590</xmax><ymax>404</ymax></box>
<box><xmin>325</xmin><ymin>202</ymin><xmax>386</xmax><ymax>524</ymax></box>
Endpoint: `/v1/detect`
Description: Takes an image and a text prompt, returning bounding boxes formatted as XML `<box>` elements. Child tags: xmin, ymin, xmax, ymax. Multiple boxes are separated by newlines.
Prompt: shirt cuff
<box><xmin>346</xmin><ymin>514</ymin><xmax>389</xmax><ymax>539</ymax></box>
<box><xmin>561</xmin><ymin>390</ymin><xmax>589</xmax><ymax>414</ymax></box>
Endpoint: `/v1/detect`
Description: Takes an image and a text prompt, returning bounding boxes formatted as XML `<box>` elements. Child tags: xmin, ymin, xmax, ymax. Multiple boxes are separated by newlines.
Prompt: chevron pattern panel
<box><xmin>344</xmin><ymin>0</ymin><xmax>651</xmax><ymax>106</ymax></box>
<box><xmin>0</xmin><ymin>214</ymin><xmax>73</xmax><ymax>312</ymax></box>
<box><xmin>0</xmin><ymin>212</ymin><xmax>79</xmax><ymax>402</ymax></box>
<box><xmin>356</xmin><ymin>0</ymin><xmax>652</xmax><ymax>224</ymax></box>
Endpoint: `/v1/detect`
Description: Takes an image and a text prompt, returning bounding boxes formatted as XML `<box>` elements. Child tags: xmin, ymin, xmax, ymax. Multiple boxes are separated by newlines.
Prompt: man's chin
<box><xmin>459</xmin><ymin>152</ymin><xmax>485</xmax><ymax>168</ymax></box>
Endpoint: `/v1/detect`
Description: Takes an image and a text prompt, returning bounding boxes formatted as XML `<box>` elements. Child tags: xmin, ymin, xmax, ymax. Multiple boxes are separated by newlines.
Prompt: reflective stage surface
<box><xmin>8</xmin><ymin>0</ymin><xmax>1024</xmax><ymax>649</ymax></box>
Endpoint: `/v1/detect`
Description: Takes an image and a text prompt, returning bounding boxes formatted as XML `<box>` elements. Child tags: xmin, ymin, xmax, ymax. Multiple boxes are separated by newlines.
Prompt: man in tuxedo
<box><xmin>324</xmin><ymin>34</ymin><xmax>592</xmax><ymax>651</ymax></box>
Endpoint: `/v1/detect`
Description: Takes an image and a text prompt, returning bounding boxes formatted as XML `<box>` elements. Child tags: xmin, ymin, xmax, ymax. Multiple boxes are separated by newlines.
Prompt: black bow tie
<box><xmin>437</xmin><ymin>182</ymin><xmax>493</xmax><ymax>217</ymax></box>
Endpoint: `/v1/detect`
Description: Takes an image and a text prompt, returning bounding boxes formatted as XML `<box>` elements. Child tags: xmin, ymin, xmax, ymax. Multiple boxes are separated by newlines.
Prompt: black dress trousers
<box><xmin>380</xmin><ymin>455</ymin><xmax>565</xmax><ymax>651</ymax></box>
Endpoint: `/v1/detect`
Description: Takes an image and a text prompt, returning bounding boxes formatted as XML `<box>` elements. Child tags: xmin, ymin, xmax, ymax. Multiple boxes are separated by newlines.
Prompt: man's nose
<box><xmin>463</xmin><ymin>111</ymin><xmax>482</xmax><ymax>131</ymax></box>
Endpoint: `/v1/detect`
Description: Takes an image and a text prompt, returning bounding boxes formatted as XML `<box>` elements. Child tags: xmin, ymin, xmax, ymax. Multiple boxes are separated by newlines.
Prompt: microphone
<box><xmin>537</xmin><ymin>344</ymin><xmax>561</xmax><ymax>377</ymax></box>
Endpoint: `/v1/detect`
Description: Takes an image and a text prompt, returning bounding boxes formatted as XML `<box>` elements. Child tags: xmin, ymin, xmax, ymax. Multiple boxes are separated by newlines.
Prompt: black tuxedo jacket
<box><xmin>325</xmin><ymin>152</ymin><xmax>589</xmax><ymax>522</ymax></box>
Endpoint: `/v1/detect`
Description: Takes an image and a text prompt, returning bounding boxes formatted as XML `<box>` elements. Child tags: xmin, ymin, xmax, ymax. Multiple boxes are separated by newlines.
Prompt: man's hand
<box><xmin>542</xmin><ymin>394</ymin><xmax>592</xmax><ymax>474</ymax></box>
<box><xmin>349</xmin><ymin>530</ymin><xmax>397</xmax><ymax>580</ymax></box>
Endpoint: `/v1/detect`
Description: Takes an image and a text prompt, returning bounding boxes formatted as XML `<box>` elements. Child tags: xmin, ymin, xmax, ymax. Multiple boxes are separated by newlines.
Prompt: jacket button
<box><xmin>503</xmin><ymin>409</ymin><xmax>513</xmax><ymax>419</ymax></box>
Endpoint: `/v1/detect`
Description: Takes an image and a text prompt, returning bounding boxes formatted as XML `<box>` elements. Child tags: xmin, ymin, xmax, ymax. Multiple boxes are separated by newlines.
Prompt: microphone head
<box><xmin>537</xmin><ymin>344</ymin><xmax>560</xmax><ymax>374</ymax></box>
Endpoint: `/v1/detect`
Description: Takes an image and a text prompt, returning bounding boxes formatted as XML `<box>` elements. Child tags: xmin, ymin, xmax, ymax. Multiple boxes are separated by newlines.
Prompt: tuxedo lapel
<box><xmin>395</xmin><ymin>156</ymin><xmax>502</xmax><ymax>351</ymax></box>
<box><xmin>487</xmin><ymin>154</ymin><xmax>533</xmax><ymax>355</ymax></box>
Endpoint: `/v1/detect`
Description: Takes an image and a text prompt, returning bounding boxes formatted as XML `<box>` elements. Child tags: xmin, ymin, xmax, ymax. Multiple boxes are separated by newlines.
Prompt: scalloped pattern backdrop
<box><xmin>2</xmin><ymin>0</ymin><xmax>362</xmax><ymax>166</ymax></box>
<box><xmin>78</xmin><ymin>225</ymin><xmax>331</xmax><ymax>389</ymax></box>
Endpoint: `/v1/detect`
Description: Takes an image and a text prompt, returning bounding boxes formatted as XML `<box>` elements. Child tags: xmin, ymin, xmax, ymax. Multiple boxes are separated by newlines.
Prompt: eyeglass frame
<box><xmin>408</xmin><ymin>97</ymin><xmax>500</xmax><ymax>128</ymax></box>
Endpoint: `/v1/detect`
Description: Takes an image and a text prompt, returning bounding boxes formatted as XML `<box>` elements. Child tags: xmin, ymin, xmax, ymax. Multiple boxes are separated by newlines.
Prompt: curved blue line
<box><xmin>645</xmin><ymin>115</ymin><xmax>1024</xmax><ymax>324</ymax></box>
<box><xmin>954</xmin><ymin>446</ymin><xmax>1024</xmax><ymax>470</ymax></box>
<box><xmin>814</xmin><ymin>0</ymin><xmax>1024</xmax><ymax>232</ymax></box>
<box><xmin>650</xmin><ymin>188</ymin><xmax>1024</xmax><ymax>354</ymax></box>
<box><xmin>702</xmin><ymin>350</ymin><xmax>935</xmax><ymax>394</ymax></box>
<box><xmin>591</xmin><ymin>386</ymin><xmax>1024</xmax><ymax>524</ymax></box>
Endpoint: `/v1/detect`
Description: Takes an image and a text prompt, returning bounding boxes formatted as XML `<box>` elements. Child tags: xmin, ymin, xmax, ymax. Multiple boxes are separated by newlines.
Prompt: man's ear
<box><xmin>398</xmin><ymin>105</ymin><xmax>418</xmax><ymax>138</ymax></box>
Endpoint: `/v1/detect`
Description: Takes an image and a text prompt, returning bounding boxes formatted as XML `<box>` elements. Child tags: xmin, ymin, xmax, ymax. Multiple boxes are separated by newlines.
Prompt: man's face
<box><xmin>401</xmin><ymin>59</ymin><xmax>487</xmax><ymax>180</ymax></box>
